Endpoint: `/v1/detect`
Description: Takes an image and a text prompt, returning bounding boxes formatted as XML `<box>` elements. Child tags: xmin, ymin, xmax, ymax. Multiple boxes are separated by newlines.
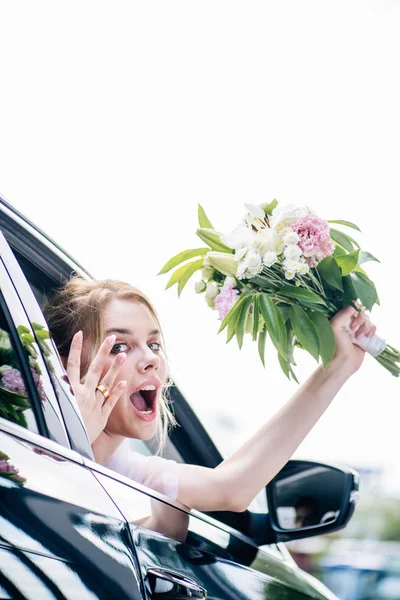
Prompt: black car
<box><xmin>0</xmin><ymin>195</ymin><xmax>359</xmax><ymax>599</ymax></box>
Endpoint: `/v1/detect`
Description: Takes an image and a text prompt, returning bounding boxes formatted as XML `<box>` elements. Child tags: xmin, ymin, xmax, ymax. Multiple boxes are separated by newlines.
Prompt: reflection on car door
<box><xmin>93</xmin><ymin>462</ymin><xmax>317</xmax><ymax>600</ymax></box>
<box><xmin>0</xmin><ymin>425</ymin><xmax>144</xmax><ymax>599</ymax></box>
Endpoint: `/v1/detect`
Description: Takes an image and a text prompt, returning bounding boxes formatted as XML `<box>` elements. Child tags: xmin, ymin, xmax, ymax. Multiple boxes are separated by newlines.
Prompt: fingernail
<box><xmin>116</xmin><ymin>352</ymin><xmax>126</xmax><ymax>363</ymax></box>
<box><xmin>352</xmin><ymin>324</ymin><xmax>360</xmax><ymax>333</ymax></box>
<box><xmin>75</xmin><ymin>330</ymin><xmax>83</xmax><ymax>341</ymax></box>
<box><xmin>107</xmin><ymin>335</ymin><xmax>116</xmax><ymax>345</ymax></box>
<box><xmin>119</xmin><ymin>381</ymin><xmax>127</xmax><ymax>389</ymax></box>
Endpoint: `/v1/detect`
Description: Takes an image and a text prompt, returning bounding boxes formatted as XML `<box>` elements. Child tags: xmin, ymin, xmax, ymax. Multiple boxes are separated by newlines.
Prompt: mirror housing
<box><xmin>264</xmin><ymin>460</ymin><xmax>360</xmax><ymax>543</ymax></box>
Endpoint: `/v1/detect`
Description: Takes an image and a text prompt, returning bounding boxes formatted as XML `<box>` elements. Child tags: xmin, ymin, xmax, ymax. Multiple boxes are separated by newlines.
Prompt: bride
<box><xmin>45</xmin><ymin>275</ymin><xmax>375</xmax><ymax>513</ymax></box>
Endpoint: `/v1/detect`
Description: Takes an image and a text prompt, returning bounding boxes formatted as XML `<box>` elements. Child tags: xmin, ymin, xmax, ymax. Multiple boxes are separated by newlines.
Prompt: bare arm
<box><xmin>171</xmin><ymin>306</ymin><xmax>374</xmax><ymax>512</ymax></box>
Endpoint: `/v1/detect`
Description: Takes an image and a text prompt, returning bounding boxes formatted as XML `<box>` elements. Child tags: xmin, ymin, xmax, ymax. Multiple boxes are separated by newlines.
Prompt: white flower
<box><xmin>282</xmin><ymin>229</ymin><xmax>300</xmax><ymax>245</ymax></box>
<box><xmin>201</xmin><ymin>266</ymin><xmax>214</xmax><ymax>281</ymax></box>
<box><xmin>236</xmin><ymin>260</ymin><xmax>248</xmax><ymax>279</ymax></box>
<box><xmin>244</xmin><ymin>203</ymin><xmax>265</xmax><ymax>219</ymax></box>
<box><xmin>245</xmin><ymin>251</ymin><xmax>262</xmax><ymax>273</ymax></box>
<box><xmin>235</xmin><ymin>246</ymin><xmax>248</xmax><ymax>261</ymax></box>
<box><xmin>299</xmin><ymin>263</ymin><xmax>310</xmax><ymax>275</ymax></box>
<box><xmin>194</xmin><ymin>280</ymin><xmax>207</xmax><ymax>293</ymax></box>
<box><xmin>284</xmin><ymin>244</ymin><xmax>303</xmax><ymax>261</ymax></box>
<box><xmin>205</xmin><ymin>281</ymin><xmax>219</xmax><ymax>299</ymax></box>
<box><xmin>283</xmin><ymin>258</ymin><xmax>303</xmax><ymax>273</ymax></box>
<box><xmin>224</xmin><ymin>276</ymin><xmax>237</xmax><ymax>288</ymax></box>
<box><xmin>236</xmin><ymin>251</ymin><xmax>263</xmax><ymax>279</ymax></box>
<box><xmin>284</xmin><ymin>270</ymin><xmax>296</xmax><ymax>280</ymax></box>
<box><xmin>270</xmin><ymin>204</ymin><xmax>312</xmax><ymax>230</ymax></box>
<box><xmin>220</xmin><ymin>223</ymin><xmax>256</xmax><ymax>250</ymax></box>
<box><xmin>258</xmin><ymin>228</ymin><xmax>285</xmax><ymax>255</ymax></box>
<box><xmin>263</xmin><ymin>251</ymin><xmax>278</xmax><ymax>267</ymax></box>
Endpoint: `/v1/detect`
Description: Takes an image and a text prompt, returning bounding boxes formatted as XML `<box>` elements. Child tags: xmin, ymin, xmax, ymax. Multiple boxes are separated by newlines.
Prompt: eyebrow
<box><xmin>105</xmin><ymin>327</ymin><xmax>161</xmax><ymax>337</ymax></box>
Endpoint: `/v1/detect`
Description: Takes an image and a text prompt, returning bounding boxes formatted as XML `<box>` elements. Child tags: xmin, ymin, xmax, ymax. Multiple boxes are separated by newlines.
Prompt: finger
<box><xmin>67</xmin><ymin>331</ymin><xmax>83</xmax><ymax>390</ymax></box>
<box><xmin>101</xmin><ymin>352</ymin><xmax>127</xmax><ymax>391</ymax></box>
<box><xmin>350</xmin><ymin>311</ymin><xmax>367</xmax><ymax>333</ymax></box>
<box><xmin>85</xmin><ymin>335</ymin><xmax>116</xmax><ymax>389</ymax></box>
<box><xmin>330</xmin><ymin>305</ymin><xmax>358</xmax><ymax>328</ymax></box>
<box><xmin>101</xmin><ymin>380</ymin><xmax>127</xmax><ymax>415</ymax></box>
<box><xmin>356</xmin><ymin>321</ymin><xmax>376</xmax><ymax>339</ymax></box>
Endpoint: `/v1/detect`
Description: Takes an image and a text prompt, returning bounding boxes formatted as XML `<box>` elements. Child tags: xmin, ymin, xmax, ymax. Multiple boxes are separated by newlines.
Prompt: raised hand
<box><xmin>330</xmin><ymin>305</ymin><xmax>377</xmax><ymax>376</ymax></box>
<box><xmin>67</xmin><ymin>331</ymin><xmax>127</xmax><ymax>444</ymax></box>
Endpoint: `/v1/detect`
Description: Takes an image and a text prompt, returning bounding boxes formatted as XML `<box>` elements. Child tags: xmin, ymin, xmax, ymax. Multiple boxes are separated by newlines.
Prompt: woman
<box><xmin>45</xmin><ymin>276</ymin><xmax>375</xmax><ymax>513</ymax></box>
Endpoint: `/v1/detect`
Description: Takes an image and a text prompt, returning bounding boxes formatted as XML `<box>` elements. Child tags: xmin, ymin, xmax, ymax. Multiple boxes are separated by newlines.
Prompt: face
<box><xmin>93</xmin><ymin>298</ymin><xmax>167</xmax><ymax>441</ymax></box>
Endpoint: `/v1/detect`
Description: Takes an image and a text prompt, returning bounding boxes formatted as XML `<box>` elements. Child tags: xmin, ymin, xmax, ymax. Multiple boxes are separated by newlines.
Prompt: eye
<box><xmin>111</xmin><ymin>342</ymin><xmax>129</xmax><ymax>354</ymax></box>
<box><xmin>148</xmin><ymin>341</ymin><xmax>162</xmax><ymax>352</ymax></box>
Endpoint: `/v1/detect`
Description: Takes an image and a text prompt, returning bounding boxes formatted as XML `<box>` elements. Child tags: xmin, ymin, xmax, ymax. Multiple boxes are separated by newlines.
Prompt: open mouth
<box><xmin>130</xmin><ymin>386</ymin><xmax>157</xmax><ymax>416</ymax></box>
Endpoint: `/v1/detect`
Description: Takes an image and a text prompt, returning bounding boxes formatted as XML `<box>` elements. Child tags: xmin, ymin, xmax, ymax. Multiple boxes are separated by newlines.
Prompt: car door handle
<box><xmin>145</xmin><ymin>567</ymin><xmax>207</xmax><ymax>598</ymax></box>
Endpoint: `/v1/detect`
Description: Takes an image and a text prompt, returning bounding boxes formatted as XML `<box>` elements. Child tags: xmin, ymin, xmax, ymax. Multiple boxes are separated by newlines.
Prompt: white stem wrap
<box><xmin>345</xmin><ymin>318</ymin><xmax>386</xmax><ymax>358</ymax></box>
<box><xmin>354</xmin><ymin>333</ymin><xmax>386</xmax><ymax>358</ymax></box>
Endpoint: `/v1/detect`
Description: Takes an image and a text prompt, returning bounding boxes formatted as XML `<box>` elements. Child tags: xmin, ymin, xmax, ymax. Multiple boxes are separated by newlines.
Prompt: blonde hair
<box><xmin>44</xmin><ymin>276</ymin><xmax>176</xmax><ymax>453</ymax></box>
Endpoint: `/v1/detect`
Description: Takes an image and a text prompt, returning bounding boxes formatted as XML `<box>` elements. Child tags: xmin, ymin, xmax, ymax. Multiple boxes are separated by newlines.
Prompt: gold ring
<box><xmin>96</xmin><ymin>383</ymin><xmax>110</xmax><ymax>401</ymax></box>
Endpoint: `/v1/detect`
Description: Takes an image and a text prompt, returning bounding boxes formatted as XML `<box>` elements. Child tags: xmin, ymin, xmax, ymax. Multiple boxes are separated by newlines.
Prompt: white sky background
<box><xmin>0</xmin><ymin>2</ymin><xmax>399</xmax><ymax>491</ymax></box>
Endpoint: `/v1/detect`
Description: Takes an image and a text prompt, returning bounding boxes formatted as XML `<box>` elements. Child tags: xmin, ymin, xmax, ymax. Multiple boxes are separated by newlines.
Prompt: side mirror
<box><xmin>266</xmin><ymin>460</ymin><xmax>360</xmax><ymax>542</ymax></box>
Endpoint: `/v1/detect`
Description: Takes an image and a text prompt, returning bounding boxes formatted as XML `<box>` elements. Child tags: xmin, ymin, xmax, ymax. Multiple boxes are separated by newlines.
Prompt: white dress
<box><xmin>106</xmin><ymin>440</ymin><xmax>180</xmax><ymax>500</ymax></box>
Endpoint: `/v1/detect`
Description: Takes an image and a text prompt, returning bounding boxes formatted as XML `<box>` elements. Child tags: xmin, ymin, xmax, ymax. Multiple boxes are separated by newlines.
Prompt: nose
<box><xmin>136</xmin><ymin>344</ymin><xmax>160</xmax><ymax>373</ymax></box>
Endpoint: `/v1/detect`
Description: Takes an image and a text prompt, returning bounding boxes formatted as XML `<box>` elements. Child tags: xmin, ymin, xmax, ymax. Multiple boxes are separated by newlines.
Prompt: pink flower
<box><xmin>291</xmin><ymin>215</ymin><xmax>334</xmax><ymax>267</ymax></box>
<box><xmin>0</xmin><ymin>458</ymin><xmax>26</xmax><ymax>484</ymax></box>
<box><xmin>1</xmin><ymin>367</ymin><xmax>46</xmax><ymax>402</ymax></box>
<box><xmin>214</xmin><ymin>280</ymin><xmax>240</xmax><ymax>321</ymax></box>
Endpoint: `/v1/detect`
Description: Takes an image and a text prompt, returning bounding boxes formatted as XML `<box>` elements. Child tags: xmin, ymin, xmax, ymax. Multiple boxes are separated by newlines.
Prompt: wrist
<box><xmin>323</xmin><ymin>356</ymin><xmax>356</xmax><ymax>382</ymax></box>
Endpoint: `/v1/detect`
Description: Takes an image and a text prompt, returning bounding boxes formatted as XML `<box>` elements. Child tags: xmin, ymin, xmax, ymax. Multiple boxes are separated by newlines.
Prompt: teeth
<box><xmin>140</xmin><ymin>385</ymin><xmax>156</xmax><ymax>391</ymax></box>
<box><xmin>139</xmin><ymin>409</ymin><xmax>153</xmax><ymax>414</ymax></box>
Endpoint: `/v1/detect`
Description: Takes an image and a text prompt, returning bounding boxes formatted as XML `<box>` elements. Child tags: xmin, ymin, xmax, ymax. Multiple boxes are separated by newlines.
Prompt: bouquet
<box><xmin>159</xmin><ymin>201</ymin><xmax>400</xmax><ymax>380</ymax></box>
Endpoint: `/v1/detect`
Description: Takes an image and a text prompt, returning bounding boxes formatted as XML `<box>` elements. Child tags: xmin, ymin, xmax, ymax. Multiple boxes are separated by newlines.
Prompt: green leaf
<box><xmin>21</xmin><ymin>333</ymin><xmax>35</xmax><ymax>344</ymax></box>
<box><xmin>258</xmin><ymin>325</ymin><xmax>268</xmax><ymax>367</ymax></box>
<box><xmin>330</xmin><ymin>228</ymin><xmax>360</xmax><ymax>251</ymax></box>
<box><xmin>158</xmin><ymin>248</ymin><xmax>208</xmax><ymax>275</ymax></box>
<box><xmin>17</xmin><ymin>325</ymin><xmax>30</xmax><ymax>335</ymax></box>
<box><xmin>332</xmin><ymin>245</ymin><xmax>346</xmax><ymax>257</ymax></box>
<box><xmin>0</xmin><ymin>387</ymin><xmax>31</xmax><ymax>408</ymax></box>
<box><xmin>226</xmin><ymin>308</ymin><xmax>241</xmax><ymax>343</ymax></box>
<box><xmin>277</xmin><ymin>285</ymin><xmax>327</xmax><ymax>305</ymax></box>
<box><xmin>165</xmin><ymin>259</ymin><xmax>204</xmax><ymax>293</ymax></box>
<box><xmin>259</xmin><ymin>294</ymin><xmax>287</xmax><ymax>357</ymax></box>
<box><xmin>177</xmin><ymin>259</ymin><xmax>205</xmax><ymax>296</ymax></box>
<box><xmin>235</xmin><ymin>295</ymin><xmax>254</xmax><ymax>349</ymax></box>
<box><xmin>309</xmin><ymin>311</ymin><xmax>336</xmax><ymax>368</ymax></box>
<box><xmin>196</xmin><ymin>228</ymin><xmax>233</xmax><ymax>253</ymax></box>
<box><xmin>35</xmin><ymin>330</ymin><xmax>50</xmax><ymax>340</ymax></box>
<box><xmin>350</xmin><ymin>272</ymin><xmax>378</xmax><ymax>311</ymax></box>
<box><xmin>317</xmin><ymin>257</ymin><xmax>344</xmax><ymax>292</ymax></box>
<box><xmin>278</xmin><ymin>353</ymin><xmax>291</xmax><ymax>380</ymax></box>
<box><xmin>32</xmin><ymin>322</ymin><xmax>45</xmax><ymax>330</ymax></box>
<box><xmin>198</xmin><ymin>204</ymin><xmax>214</xmax><ymax>229</ymax></box>
<box><xmin>342</xmin><ymin>276</ymin><xmax>358</xmax><ymax>306</ymax></box>
<box><xmin>289</xmin><ymin>305</ymin><xmax>320</xmax><ymax>362</ymax></box>
<box><xmin>358</xmin><ymin>251</ymin><xmax>380</xmax><ymax>265</ymax></box>
<box><xmin>263</xmin><ymin>199</ymin><xmax>278</xmax><ymax>216</ymax></box>
<box><xmin>328</xmin><ymin>219</ymin><xmax>362</xmax><ymax>232</ymax></box>
<box><xmin>334</xmin><ymin>249</ymin><xmax>360</xmax><ymax>276</ymax></box>
<box><xmin>218</xmin><ymin>291</ymin><xmax>252</xmax><ymax>334</ymax></box>
<box><xmin>252</xmin><ymin>295</ymin><xmax>260</xmax><ymax>341</ymax></box>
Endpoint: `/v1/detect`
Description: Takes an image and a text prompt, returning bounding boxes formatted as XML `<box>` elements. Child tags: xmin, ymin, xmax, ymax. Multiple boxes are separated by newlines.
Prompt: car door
<box><xmin>0</xmin><ymin>232</ymin><xmax>145</xmax><ymax>600</ymax></box>
<box><xmin>92</xmin><ymin>459</ymin><xmax>333</xmax><ymax>600</ymax></box>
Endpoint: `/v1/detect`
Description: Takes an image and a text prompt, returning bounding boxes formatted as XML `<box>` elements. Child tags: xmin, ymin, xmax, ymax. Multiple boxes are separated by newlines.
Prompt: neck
<box><xmin>92</xmin><ymin>431</ymin><xmax>125</xmax><ymax>465</ymax></box>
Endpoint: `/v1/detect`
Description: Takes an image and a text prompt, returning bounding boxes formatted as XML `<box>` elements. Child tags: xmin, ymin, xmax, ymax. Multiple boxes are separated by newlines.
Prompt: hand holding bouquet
<box><xmin>159</xmin><ymin>201</ymin><xmax>399</xmax><ymax>379</ymax></box>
